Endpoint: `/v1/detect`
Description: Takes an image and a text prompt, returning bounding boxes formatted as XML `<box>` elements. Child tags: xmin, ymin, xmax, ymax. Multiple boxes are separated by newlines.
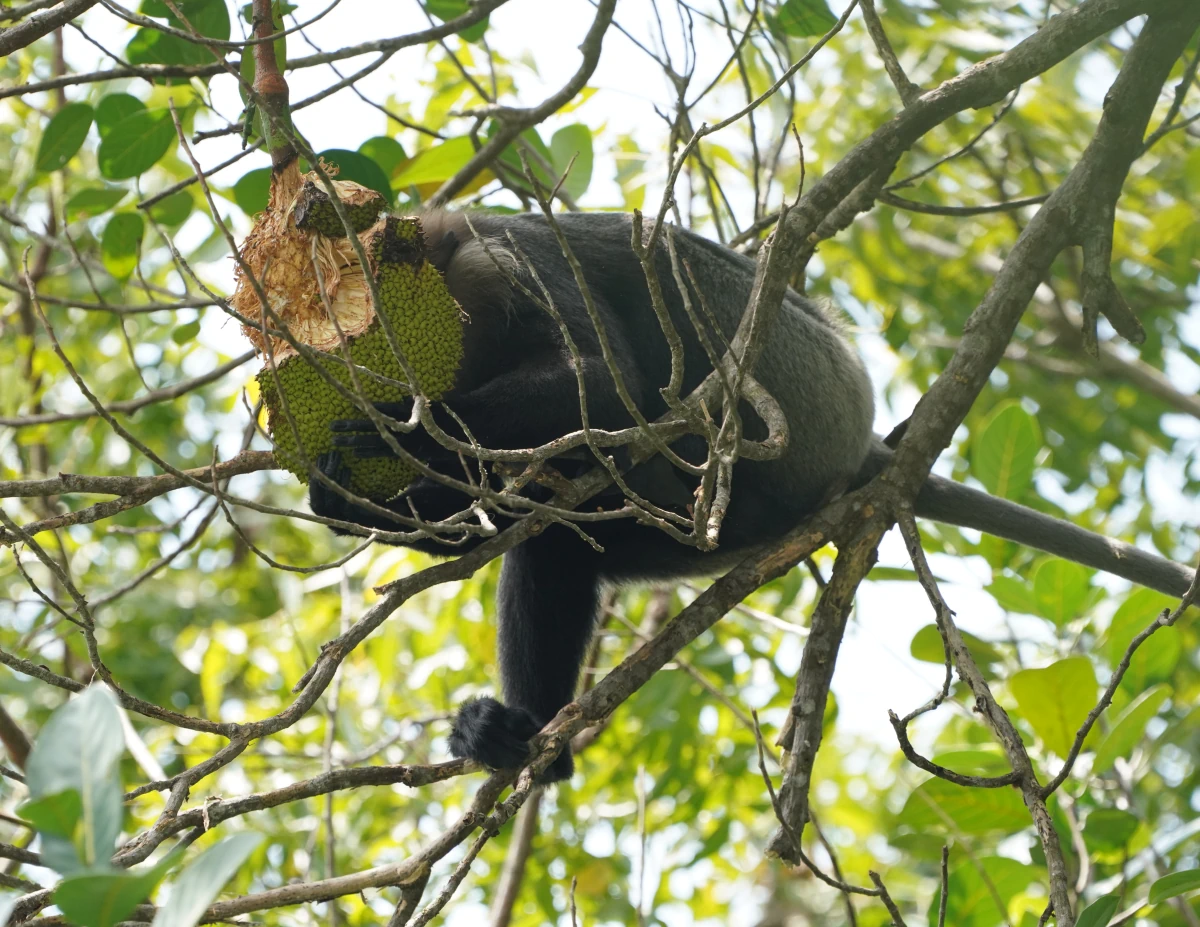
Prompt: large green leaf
<box><xmin>909</xmin><ymin>623</ymin><xmax>1002</xmax><ymax>666</ymax></box>
<box><xmin>929</xmin><ymin>857</ymin><xmax>1038</xmax><ymax>927</ymax></box>
<box><xmin>359</xmin><ymin>136</ymin><xmax>408</xmax><ymax>178</ymax></box>
<box><xmin>1082</xmin><ymin>809</ymin><xmax>1139</xmax><ymax>851</ymax></box>
<box><xmin>423</xmin><ymin>0</ymin><xmax>488</xmax><ymax>41</ymax></box>
<box><xmin>1010</xmin><ymin>657</ymin><xmax>1097</xmax><ymax>758</ymax></box>
<box><xmin>1031</xmin><ymin>558</ymin><xmax>1092</xmax><ymax>626</ymax></box>
<box><xmin>771</xmin><ymin>0</ymin><xmax>837</xmax><ymax>37</ymax></box>
<box><xmin>150</xmin><ymin>834</ymin><xmax>262</xmax><ymax>927</ymax></box>
<box><xmin>36</xmin><ymin>103</ymin><xmax>93</xmax><ymax>172</ymax></box>
<box><xmin>394</xmin><ymin>136</ymin><xmax>476</xmax><ymax>187</ymax></box>
<box><xmin>66</xmin><ymin>187</ymin><xmax>128</xmax><ymax>218</ymax></box>
<box><xmin>1149</xmin><ymin>869</ymin><xmax>1200</xmax><ymax>906</ymax></box>
<box><xmin>126</xmin><ymin>0</ymin><xmax>231</xmax><ymax>72</ymax></box>
<box><xmin>1105</xmin><ymin>589</ymin><xmax>1180</xmax><ymax>692</ymax></box>
<box><xmin>98</xmin><ymin>109</ymin><xmax>177</xmax><ymax>180</ymax></box>
<box><xmin>232</xmin><ymin>168</ymin><xmax>272</xmax><ymax>215</ymax></box>
<box><xmin>898</xmin><ymin>777</ymin><xmax>1029</xmax><ymax>835</ymax></box>
<box><xmin>25</xmin><ymin>687</ymin><xmax>125</xmax><ymax>870</ymax></box>
<box><xmin>147</xmin><ymin>190</ymin><xmax>194</xmax><ymax>227</ymax></box>
<box><xmin>1092</xmin><ymin>684</ymin><xmax>1170</xmax><ymax>774</ymax></box>
<box><xmin>55</xmin><ymin>854</ymin><xmax>176</xmax><ymax>927</ymax></box>
<box><xmin>972</xmin><ymin>401</ymin><xmax>1041</xmax><ymax>500</ymax></box>
<box><xmin>95</xmin><ymin>94</ymin><xmax>145</xmax><ymax>137</ymax></box>
<box><xmin>549</xmin><ymin>124</ymin><xmax>594</xmax><ymax>200</ymax></box>
<box><xmin>19</xmin><ymin>789</ymin><xmax>82</xmax><ymax>837</ymax></box>
<box><xmin>101</xmin><ymin>213</ymin><xmax>146</xmax><ymax>281</ymax></box>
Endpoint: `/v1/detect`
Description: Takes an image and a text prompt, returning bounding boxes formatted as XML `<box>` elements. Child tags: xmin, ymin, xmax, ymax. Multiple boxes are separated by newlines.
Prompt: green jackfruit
<box><xmin>293</xmin><ymin>180</ymin><xmax>385</xmax><ymax>237</ymax></box>
<box><xmin>234</xmin><ymin>162</ymin><xmax>464</xmax><ymax>503</ymax></box>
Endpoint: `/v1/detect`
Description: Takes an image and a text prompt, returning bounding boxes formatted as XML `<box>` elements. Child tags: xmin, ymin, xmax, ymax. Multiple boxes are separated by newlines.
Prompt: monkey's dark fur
<box><xmin>309</xmin><ymin>211</ymin><xmax>1194</xmax><ymax>783</ymax></box>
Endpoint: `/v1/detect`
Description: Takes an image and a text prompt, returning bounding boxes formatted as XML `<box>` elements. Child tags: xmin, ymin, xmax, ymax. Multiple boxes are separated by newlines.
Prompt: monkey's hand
<box><xmin>449</xmin><ymin>697</ymin><xmax>573</xmax><ymax>784</ymax></box>
<box><xmin>328</xmin><ymin>400</ymin><xmax>456</xmax><ymax>464</ymax></box>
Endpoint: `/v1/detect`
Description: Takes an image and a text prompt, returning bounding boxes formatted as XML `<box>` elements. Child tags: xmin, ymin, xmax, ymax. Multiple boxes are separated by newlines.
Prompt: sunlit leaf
<box><xmin>1105</xmin><ymin>589</ymin><xmax>1180</xmax><ymax>692</ymax></box>
<box><xmin>898</xmin><ymin>777</ymin><xmax>1029</xmax><ymax>835</ymax></box>
<box><xmin>98</xmin><ymin>109</ymin><xmax>177</xmax><ymax>180</ymax></box>
<box><xmin>359</xmin><ymin>136</ymin><xmax>408</xmax><ymax>177</ymax></box>
<box><xmin>771</xmin><ymin>0</ymin><xmax>837</xmax><ymax>37</ymax></box>
<box><xmin>1149</xmin><ymin>870</ymin><xmax>1200</xmax><ymax>906</ymax></box>
<box><xmin>95</xmin><ymin>94</ymin><xmax>145</xmax><ymax>137</ymax></box>
<box><xmin>1031</xmin><ymin>558</ymin><xmax>1092</xmax><ymax>626</ymax></box>
<box><xmin>394</xmin><ymin>137</ymin><xmax>476</xmax><ymax>187</ymax></box>
<box><xmin>1082</xmin><ymin>809</ymin><xmax>1139</xmax><ymax>851</ymax></box>
<box><xmin>101</xmin><ymin>213</ymin><xmax>145</xmax><ymax>281</ymax></box>
<box><xmin>972</xmin><ymin>401</ymin><xmax>1041</xmax><ymax>500</ymax></box>
<box><xmin>1092</xmin><ymin>684</ymin><xmax>1170</xmax><ymax>774</ymax></box>
<box><xmin>66</xmin><ymin>187</ymin><xmax>128</xmax><ymax>218</ymax></box>
<box><xmin>549</xmin><ymin>124</ymin><xmax>594</xmax><ymax>200</ymax></box>
<box><xmin>150</xmin><ymin>834</ymin><xmax>262</xmax><ymax>927</ymax></box>
<box><xmin>36</xmin><ymin>103</ymin><xmax>93</xmax><ymax>172</ymax></box>
<box><xmin>232</xmin><ymin>168</ymin><xmax>272</xmax><ymax>215</ymax></box>
<box><xmin>1010</xmin><ymin>657</ymin><xmax>1097</xmax><ymax>758</ymax></box>
<box><xmin>1075</xmin><ymin>894</ymin><xmax>1119</xmax><ymax>927</ymax></box>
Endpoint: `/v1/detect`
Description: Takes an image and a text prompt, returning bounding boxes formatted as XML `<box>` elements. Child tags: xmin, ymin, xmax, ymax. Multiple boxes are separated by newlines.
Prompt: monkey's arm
<box><xmin>860</xmin><ymin>441</ymin><xmax>1195</xmax><ymax>598</ymax></box>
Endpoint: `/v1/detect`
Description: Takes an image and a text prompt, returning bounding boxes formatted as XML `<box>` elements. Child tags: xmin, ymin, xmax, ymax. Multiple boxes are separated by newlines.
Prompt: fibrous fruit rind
<box><xmin>236</xmin><ymin>162</ymin><xmax>464</xmax><ymax>502</ymax></box>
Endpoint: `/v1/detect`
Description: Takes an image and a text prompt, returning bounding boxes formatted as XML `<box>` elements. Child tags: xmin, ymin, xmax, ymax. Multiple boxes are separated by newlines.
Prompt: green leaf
<box><xmin>1010</xmin><ymin>657</ymin><xmax>1097</xmax><ymax>757</ymax></box>
<box><xmin>36</xmin><ymin>103</ymin><xmax>93</xmax><ymax>172</ymax></box>
<box><xmin>1149</xmin><ymin>869</ymin><xmax>1200</xmax><ymax>906</ymax></box>
<box><xmin>394</xmin><ymin>136</ymin><xmax>476</xmax><ymax>187</ymax></box>
<box><xmin>66</xmin><ymin>187</ymin><xmax>128</xmax><ymax>218</ymax></box>
<box><xmin>910</xmin><ymin>623</ymin><xmax>1002</xmax><ymax>666</ymax></box>
<box><xmin>19</xmin><ymin>789</ymin><xmax>82</xmax><ymax>837</ymax></box>
<box><xmin>232</xmin><ymin>168</ymin><xmax>272</xmax><ymax>215</ymax></box>
<box><xmin>150</xmin><ymin>833</ymin><xmax>262</xmax><ymax>927</ymax></box>
<box><xmin>549</xmin><ymin>124</ymin><xmax>594</xmax><ymax>200</ymax></box>
<box><xmin>98</xmin><ymin>109</ymin><xmax>177</xmax><ymax>180</ymax></box>
<box><xmin>1031</xmin><ymin>558</ymin><xmax>1092</xmax><ymax>626</ymax></box>
<box><xmin>56</xmin><ymin>855</ymin><xmax>175</xmax><ymax>927</ymax></box>
<box><xmin>972</xmin><ymin>401</ymin><xmax>1041</xmax><ymax>500</ymax></box>
<box><xmin>101</xmin><ymin>213</ymin><xmax>145</xmax><ymax>281</ymax></box>
<box><xmin>423</xmin><ymin>0</ymin><xmax>488</xmax><ymax>41</ymax></box>
<box><xmin>898</xmin><ymin>777</ymin><xmax>1029</xmax><ymax>835</ymax></box>
<box><xmin>172</xmin><ymin>320</ymin><xmax>201</xmax><ymax>344</ymax></box>
<box><xmin>1082</xmin><ymin>809</ymin><xmax>1139</xmax><ymax>851</ymax></box>
<box><xmin>987</xmin><ymin>574</ymin><xmax>1038</xmax><ymax>614</ymax></box>
<box><xmin>126</xmin><ymin>0</ymin><xmax>231</xmax><ymax>73</ymax></box>
<box><xmin>95</xmin><ymin>94</ymin><xmax>145</xmax><ymax>138</ymax></box>
<box><xmin>359</xmin><ymin>136</ymin><xmax>408</xmax><ymax>177</ymax></box>
<box><xmin>303</xmin><ymin>149</ymin><xmax>392</xmax><ymax>203</ymax></box>
<box><xmin>1105</xmin><ymin>589</ymin><xmax>1180</xmax><ymax>692</ymax></box>
<box><xmin>148</xmin><ymin>190</ymin><xmax>194</xmax><ymax>227</ymax></box>
<box><xmin>25</xmin><ymin>687</ymin><xmax>126</xmax><ymax>869</ymax></box>
<box><xmin>1075</xmin><ymin>894</ymin><xmax>1120</xmax><ymax>927</ymax></box>
<box><xmin>1092</xmin><ymin>684</ymin><xmax>1170</xmax><ymax>774</ymax></box>
<box><xmin>929</xmin><ymin>857</ymin><xmax>1037</xmax><ymax>927</ymax></box>
<box><xmin>771</xmin><ymin>0</ymin><xmax>837</xmax><ymax>37</ymax></box>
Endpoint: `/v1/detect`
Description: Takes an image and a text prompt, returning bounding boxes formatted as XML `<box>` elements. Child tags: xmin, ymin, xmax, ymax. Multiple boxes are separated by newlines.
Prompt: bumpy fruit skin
<box><xmin>293</xmin><ymin>181</ymin><xmax>385</xmax><ymax>237</ymax></box>
<box><xmin>258</xmin><ymin>216</ymin><xmax>464</xmax><ymax>502</ymax></box>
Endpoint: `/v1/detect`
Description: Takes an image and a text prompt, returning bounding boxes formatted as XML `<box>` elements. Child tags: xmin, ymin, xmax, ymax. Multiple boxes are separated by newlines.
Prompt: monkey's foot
<box><xmin>448</xmin><ymin>697</ymin><xmax>573</xmax><ymax>784</ymax></box>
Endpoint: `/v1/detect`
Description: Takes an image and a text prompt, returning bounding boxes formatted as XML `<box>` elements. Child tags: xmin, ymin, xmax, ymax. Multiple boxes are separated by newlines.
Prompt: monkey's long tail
<box><xmin>858</xmin><ymin>441</ymin><xmax>1195</xmax><ymax>600</ymax></box>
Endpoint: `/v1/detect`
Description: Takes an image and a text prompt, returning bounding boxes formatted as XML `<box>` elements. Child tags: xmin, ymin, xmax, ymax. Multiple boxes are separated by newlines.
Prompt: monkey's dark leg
<box><xmin>449</xmin><ymin>530</ymin><xmax>599</xmax><ymax>783</ymax></box>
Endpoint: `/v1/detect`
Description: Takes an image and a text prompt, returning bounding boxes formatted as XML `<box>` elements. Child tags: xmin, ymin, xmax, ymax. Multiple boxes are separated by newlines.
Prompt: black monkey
<box><xmin>309</xmin><ymin>211</ymin><xmax>1195</xmax><ymax>783</ymax></box>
